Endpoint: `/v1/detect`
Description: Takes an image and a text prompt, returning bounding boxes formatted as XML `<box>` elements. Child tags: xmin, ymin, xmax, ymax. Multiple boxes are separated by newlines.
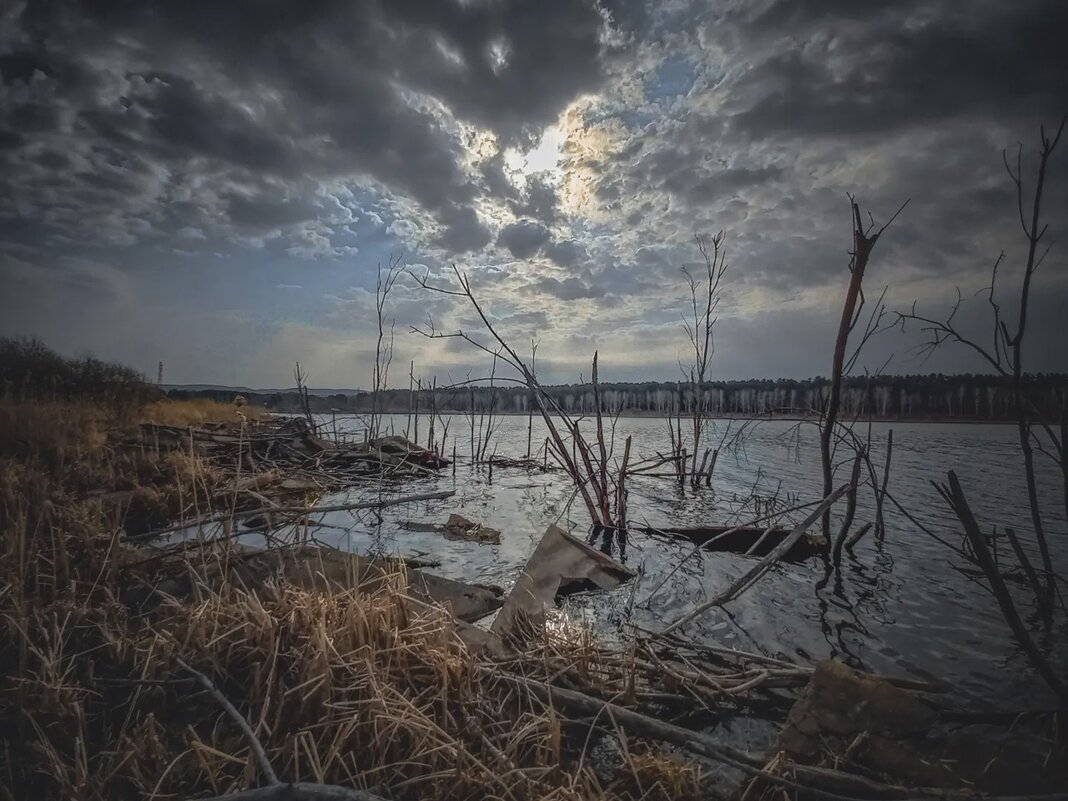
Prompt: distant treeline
<box><xmin>168</xmin><ymin>373</ymin><xmax>1068</xmax><ymax>421</ymax></box>
<box><xmin>3</xmin><ymin>337</ymin><xmax>1063</xmax><ymax>422</ymax></box>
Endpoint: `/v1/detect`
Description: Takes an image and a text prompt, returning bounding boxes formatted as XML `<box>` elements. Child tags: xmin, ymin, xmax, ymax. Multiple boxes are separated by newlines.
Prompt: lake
<box><xmin>299</xmin><ymin>412</ymin><xmax>1067</xmax><ymax>709</ymax></box>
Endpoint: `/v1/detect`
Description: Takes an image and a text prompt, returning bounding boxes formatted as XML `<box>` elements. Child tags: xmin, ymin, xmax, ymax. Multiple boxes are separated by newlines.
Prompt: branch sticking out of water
<box><xmin>661</xmin><ymin>484</ymin><xmax>850</xmax><ymax>636</ymax></box>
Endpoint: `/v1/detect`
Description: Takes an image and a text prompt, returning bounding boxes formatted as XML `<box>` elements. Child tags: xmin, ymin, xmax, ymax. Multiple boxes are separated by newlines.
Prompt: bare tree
<box><xmin>410</xmin><ymin>266</ymin><xmax>631</xmax><ymax>534</ymax></box>
<box><xmin>293</xmin><ymin>362</ymin><xmax>315</xmax><ymax>431</ymax></box>
<box><xmin>898</xmin><ymin>114</ymin><xmax>1066</xmax><ymax>621</ymax></box>
<box><xmin>368</xmin><ymin>254</ymin><xmax>404</xmax><ymax>440</ymax></box>
<box><xmin>819</xmin><ymin>197</ymin><xmax>907</xmax><ymax>541</ymax></box>
<box><xmin>677</xmin><ymin>232</ymin><xmax>728</xmax><ymax>489</ymax></box>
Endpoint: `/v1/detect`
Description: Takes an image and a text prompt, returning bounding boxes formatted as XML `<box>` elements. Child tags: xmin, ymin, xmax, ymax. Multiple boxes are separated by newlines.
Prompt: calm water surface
<box><xmin>292</xmin><ymin>413</ymin><xmax>1066</xmax><ymax>709</ymax></box>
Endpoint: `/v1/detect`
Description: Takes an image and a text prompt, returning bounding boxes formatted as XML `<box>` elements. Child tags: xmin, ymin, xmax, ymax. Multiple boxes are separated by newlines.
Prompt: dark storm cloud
<box><xmin>559</xmin><ymin>0</ymin><xmax>1067</xmax><ymax>336</ymax></box>
<box><xmin>497</xmin><ymin>220</ymin><xmax>551</xmax><ymax>259</ymax></box>
<box><xmin>226</xmin><ymin>195</ymin><xmax>324</xmax><ymax>232</ymax></box>
<box><xmin>651</xmin><ymin>160</ymin><xmax>785</xmax><ymax>207</ymax></box>
<box><xmin>433</xmin><ymin>205</ymin><xmax>492</xmax><ymax>254</ymax></box>
<box><xmin>3</xmin><ymin>0</ymin><xmax>1067</xmax><ymax>384</ymax></box>
<box><xmin>534</xmin><ymin>275</ymin><xmax>601</xmax><ymax>301</ymax></box>
<box><xmin>542</xmin><ymin>239</ymin><xmax>587</xmax><ymax>268</ymax></box>
<box><xmin>509</xmin><ymin>174</ymin><xmax>560</xmax><ymax>223</ymax></box>
<box><xmin>730</xmin><ymin>0</ymin><xmax>1068</xmax><ymax>138</ymax></box>
<box><xmin>0</xmin><ymin>0</ymin><xmax>607</xmax><ymax>255</ymax></box>
<box><xmin>730</xmin><ymin>0</ymin><xmax>913</xmax><ymax>31</ymax></box>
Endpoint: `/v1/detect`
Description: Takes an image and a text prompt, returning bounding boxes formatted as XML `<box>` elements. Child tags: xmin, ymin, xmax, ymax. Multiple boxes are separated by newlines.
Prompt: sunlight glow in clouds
<box><xmin>503</xmin><ymin>125</ymin><xmax>565</xmax><ymax>186</ymax></box>
<box><xmin>1</xmin><ymin>0</ymin><xmax>1065</xmax><ymax>386</ymax></box>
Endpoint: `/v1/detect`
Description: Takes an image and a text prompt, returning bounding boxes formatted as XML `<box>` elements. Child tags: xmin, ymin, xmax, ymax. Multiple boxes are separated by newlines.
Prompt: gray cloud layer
<box><xmin>1</xmin><ymin>0</ymin><xmax>1066</xmax><ymax>386</ymax></box>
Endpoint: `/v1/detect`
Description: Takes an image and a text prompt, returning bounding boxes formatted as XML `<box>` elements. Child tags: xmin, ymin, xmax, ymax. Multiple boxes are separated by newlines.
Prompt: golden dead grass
<box><xmin>0</xmin><ymin>398</ymin><xmax>701</xmax><ymax>801</ymax></box>
<box><xmin>141</xmin><ymin>397</ymin><xmax>270</xmax><ymax>426</ymax></box>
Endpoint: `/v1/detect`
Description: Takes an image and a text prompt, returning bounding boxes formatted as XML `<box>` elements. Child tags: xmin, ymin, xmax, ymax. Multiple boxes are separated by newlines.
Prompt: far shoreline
<box><xmin>308</xmin><ymin>408</ymin><xmax>1020</xmax><ymax>426</ymax></box>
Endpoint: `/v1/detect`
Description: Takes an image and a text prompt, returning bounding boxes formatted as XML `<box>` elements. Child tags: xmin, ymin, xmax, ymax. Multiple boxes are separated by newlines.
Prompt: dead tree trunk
<box><xmin>820</xmin><ymin>200</ymin><xmax>901</xmax><ymax>539</ymax></box>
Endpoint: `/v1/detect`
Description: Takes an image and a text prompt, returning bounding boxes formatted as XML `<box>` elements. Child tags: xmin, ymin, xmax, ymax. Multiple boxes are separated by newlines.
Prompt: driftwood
<box><xmin>125</xmin><ymin>417</ymin><xmax>455</xmax><ymax>545</ymax></box>
<box><xmin>640</xmin><ymin>495</ymin><xmax>832</xmax><ymax>605</ymax></box>
<box><xmin>645</xmin><ymin>523</ymin><xmax>822</xmax><ymax>560</ymax></box>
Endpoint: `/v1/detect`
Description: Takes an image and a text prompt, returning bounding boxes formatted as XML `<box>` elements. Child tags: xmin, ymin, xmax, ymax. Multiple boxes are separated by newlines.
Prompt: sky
<box><xmin>1</xmin><ymin>0</ymin><xmax>1066</xmax><ymax>389</ymax></box>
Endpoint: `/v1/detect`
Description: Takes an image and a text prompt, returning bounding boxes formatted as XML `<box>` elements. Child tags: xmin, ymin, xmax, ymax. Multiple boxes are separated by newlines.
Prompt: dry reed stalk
<box><xmin>1</xmin><ymin>405</ymin><xmax>704</xmax><ymax>801</ymax></box>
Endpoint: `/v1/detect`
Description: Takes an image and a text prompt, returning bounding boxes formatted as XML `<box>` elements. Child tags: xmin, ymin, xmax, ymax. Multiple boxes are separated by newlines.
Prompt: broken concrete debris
<box><xmin>776</xmin><ymin>660</ymin><xmax>1067</xmax><ymax>794</ymax></box>
<box><xmin>491</xmin><ymin>524</ymin><xmax>634</xmax><ymax>636</ymax></box>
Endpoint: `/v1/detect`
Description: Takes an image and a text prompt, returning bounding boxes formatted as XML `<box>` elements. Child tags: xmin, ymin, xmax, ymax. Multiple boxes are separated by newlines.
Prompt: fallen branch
<box><xmin>502</xmin><ymin>675</ymin><xmax>1032</xmax><ymax>801</ymax></box>
<box><xmin>936</xmin><ymin>472</ymin><xmax>1068</xmax><ymax>704</ymax></box>
<box><xmin>131</xmin><ymin>490</ymin><xmax>456</xmax><ymax>541</ymax></box>
<box><xmin>662</xmin><ymin>485</ymin><xmax>850</xmax><ymax>635</ymax></box>
<box><xmin>177</xmin><ymin>658</ymin><xmax>279</xmax><ymax>786</ymax></box>
<box><xmin>190</xmin><ymin>784</ymin><xmax>389</xmax><ymax>801</ymax></box>
<box><xmin>178</xmin><ymin>660</ymin><xmax>392</xmax><ymax>801</ymax></box>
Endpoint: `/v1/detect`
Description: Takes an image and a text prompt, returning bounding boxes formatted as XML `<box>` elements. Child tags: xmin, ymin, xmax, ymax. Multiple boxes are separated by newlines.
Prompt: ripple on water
<box><xmin>303</xmin><ymin>414</ymin><xmax>1067</xmax><ymax>707</ymax></box>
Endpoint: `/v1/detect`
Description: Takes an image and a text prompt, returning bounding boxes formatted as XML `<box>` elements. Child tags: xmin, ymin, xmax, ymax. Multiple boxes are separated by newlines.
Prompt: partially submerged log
<box><xmin>643</xmin><ymin>524</ymin><xmax>826</xmax><ymax>561</ymax></box>
<box><xmin>362</xmin><ymin>434</ymin><xmax>449</xmax><ymax>470</ymax></box>
<box><xmin>491</xmin><ymin>524</ymin><xmax>634</xmax><ymax>636</ymax></box>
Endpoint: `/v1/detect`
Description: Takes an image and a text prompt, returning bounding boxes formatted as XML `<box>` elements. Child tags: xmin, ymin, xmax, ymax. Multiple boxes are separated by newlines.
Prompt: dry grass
<box><xmin>611</xmin><ymin>750</ymin><xmax>703</xmax><ymax>801</ymax></box>
<box><xmin>0</xmin><ymin>398</ymin><xmax>698</xmax><ymax>801</ymax></box>
<box><xmin>2</xmin><ymin>561</ymin><xmax>579</xmax><ymax>800</ymax></box>
<box><xmin>141</xmin><ymin>397</ymin><xmax>269</xmax><ymax>426</ymax></box>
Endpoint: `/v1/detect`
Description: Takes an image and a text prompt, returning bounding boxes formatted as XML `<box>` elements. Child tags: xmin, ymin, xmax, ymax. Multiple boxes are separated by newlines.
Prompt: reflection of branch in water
<box><xmin>841</xmin><ymin>544</ymin><xmax>897</xmax><ymax>627</ymax></box>
<box><xmin>721</xmin><ymin>475</ymin><xmax>803</xmax><ymax>528</ymax></box>
<box><xmin>813</xmin><ymin>560</ymin><xmax>872</xmax><ymax>669</ymax></box>
<box><xmin>720</xmin><ymin>605</ymin><xmax>779</xmax><ymax>657</ymax></box>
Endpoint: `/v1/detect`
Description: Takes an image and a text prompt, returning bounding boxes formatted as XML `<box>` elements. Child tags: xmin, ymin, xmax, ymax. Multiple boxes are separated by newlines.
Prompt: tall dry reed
<box><xmin>0</xmin><ymin>399</ymin><xmax>701</xmax><ymax>801</ymax></box>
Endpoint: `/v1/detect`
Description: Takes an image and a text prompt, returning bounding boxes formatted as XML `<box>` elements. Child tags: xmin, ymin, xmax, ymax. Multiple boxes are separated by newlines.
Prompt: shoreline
<box><xmin>311</xmin><ymin>409</ymin><xmax>1021</xmax><ymax>426</ymax></box>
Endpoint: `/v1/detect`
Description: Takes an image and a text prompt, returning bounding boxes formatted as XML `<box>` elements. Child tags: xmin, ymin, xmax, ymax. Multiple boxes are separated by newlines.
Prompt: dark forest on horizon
<box><xmin>4</xmin><ymin>337</ymin><xmax>1065</xmax><ymax>422</ymax></box>
<box><xmin>167</xmin><ymin>373</ymin><xmax>1068</xmax><ymax>422</ymax></box>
